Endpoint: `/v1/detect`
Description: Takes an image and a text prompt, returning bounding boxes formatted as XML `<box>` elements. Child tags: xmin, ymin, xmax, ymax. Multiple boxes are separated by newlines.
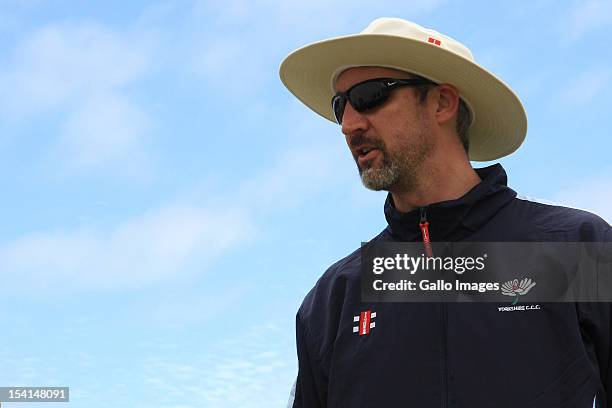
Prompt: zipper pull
<box><xmin>419</xmin><ymin>207</ymin><xmax>433</xmax><ymax>257</ymax></box>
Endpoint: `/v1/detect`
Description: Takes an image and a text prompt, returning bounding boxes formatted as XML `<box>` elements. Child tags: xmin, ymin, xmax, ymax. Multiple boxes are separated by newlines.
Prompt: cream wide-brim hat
<box><xmin>279</xmin><ymin>18</ymin><xmax>527</xmax><ymax>161</ymax></box>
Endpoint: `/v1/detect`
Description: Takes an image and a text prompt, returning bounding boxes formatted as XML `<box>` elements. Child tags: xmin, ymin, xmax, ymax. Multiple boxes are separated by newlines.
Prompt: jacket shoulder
<box><xmin>512</xmin><ymin>195</ymin><xmax>611</xmax><ymax>241</ymax></box>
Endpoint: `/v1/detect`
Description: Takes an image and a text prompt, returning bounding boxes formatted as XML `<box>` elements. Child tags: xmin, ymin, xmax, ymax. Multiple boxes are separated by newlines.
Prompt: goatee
<box><xmin>356</xmin><ymin>132</ymin><xmax>433</xmax><ymax>192</ymax></box>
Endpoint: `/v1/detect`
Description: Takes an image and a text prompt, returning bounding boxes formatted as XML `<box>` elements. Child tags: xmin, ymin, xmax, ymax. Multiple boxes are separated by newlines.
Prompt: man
<box><xmin>280</xmin><ymin>18</ymin><xmax>611</xmax><ymax>407</ymax></box>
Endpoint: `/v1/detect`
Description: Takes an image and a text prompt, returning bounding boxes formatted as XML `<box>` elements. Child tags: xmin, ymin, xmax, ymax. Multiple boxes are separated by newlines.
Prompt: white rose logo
<box><xmin>501</xmin><ymin>278</ymin><xmax>536</xmax><ymax>305</ymax></box>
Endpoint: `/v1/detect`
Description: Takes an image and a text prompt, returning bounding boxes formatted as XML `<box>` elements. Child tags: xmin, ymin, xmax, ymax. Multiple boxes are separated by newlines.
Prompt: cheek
<box><xmin>366</xmin><ymin>109</ymin><xmax>399</xmax><ymax>134</ymax></box>
<box><xmin>374</xmin><ymin>99</ymin><xmax>419</xmax><ymax>128</ymax></box>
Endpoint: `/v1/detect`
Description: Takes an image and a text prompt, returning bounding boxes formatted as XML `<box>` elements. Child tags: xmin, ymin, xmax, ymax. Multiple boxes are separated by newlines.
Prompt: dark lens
<box><xmin>332</xmin><ymin>94</ymin><xmax>346</xmax><ymax>124</ymax></box>
<box><xmin>349</xmin><ymin>81</ymin><xmax>389</xmax><ymax>112</ymax></box>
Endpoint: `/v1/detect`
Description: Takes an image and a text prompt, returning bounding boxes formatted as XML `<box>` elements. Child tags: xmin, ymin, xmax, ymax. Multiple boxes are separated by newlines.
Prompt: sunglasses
<box><xmin>331</xmin><ymin>77</ymin><xmax>436</xmax><ymax>124</ymax></box>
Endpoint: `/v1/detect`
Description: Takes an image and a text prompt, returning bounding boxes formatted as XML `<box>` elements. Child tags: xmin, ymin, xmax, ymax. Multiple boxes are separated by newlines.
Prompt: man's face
<box><xmin>334</xmin><ymin>67</ymin><xmax>436</xmax><ymax>192</ymax></box>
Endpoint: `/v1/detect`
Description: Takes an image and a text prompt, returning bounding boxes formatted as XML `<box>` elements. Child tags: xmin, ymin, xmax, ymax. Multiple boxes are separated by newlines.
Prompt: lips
<box><xmin>350</xmin><ymin>136</ymin><xmax>383</xmax><ymax>166</ymax></box>
<box><xmin>356</xmin><ymin>147</ymin><xmax>380</xmax><ymax>165</ymax></box>
<box><xmin>357</xmin><ymin>146</ymin><xmax>376</xmax><ymax>156</ymax></box>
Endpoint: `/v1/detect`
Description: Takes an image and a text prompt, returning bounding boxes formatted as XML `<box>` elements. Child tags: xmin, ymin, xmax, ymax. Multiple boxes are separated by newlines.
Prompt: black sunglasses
<box><xmin>331</xmin><ymin>77</ymin><xmax>436</xmax><ymax>124</ymax></box>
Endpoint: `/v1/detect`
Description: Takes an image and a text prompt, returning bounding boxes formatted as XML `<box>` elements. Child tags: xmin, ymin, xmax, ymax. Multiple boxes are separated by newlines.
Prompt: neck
<box><xmin>390</xmin><ymin>158</ymin><xmax>481</xmax><ymax>213</ymax></box>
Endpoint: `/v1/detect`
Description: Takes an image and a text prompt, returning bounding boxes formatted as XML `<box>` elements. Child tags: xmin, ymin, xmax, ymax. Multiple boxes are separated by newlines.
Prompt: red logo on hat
<box><xmin>428</xmin><ymin>37</ymin><xmax>441</xmax><ymax>46</ymax></box>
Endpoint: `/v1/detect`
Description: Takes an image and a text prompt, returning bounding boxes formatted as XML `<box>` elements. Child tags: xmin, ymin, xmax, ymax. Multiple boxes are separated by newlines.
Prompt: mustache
<box><xmin>349</xmin><ymin>134</ymin><xmax>385</xmax><ymax>151</ymax></box>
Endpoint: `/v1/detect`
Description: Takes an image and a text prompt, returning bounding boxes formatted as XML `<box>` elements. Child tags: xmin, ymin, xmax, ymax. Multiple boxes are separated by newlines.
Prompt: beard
<box><xmin>356</xmin><ymin>119</ymin><xmax>433</xmax><ymax>192</ymax></box>
<box><xmin>359</xmin><ymin>148</ymin><xmax>402</xmax><ymax>191</ymax></box>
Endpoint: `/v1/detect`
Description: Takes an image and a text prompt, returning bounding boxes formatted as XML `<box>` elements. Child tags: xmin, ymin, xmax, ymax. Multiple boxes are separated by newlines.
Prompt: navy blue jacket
<box><xmin>290</xmin><ymin>164</ymin><xmax>612</xmax><ymax>408</ymax></box>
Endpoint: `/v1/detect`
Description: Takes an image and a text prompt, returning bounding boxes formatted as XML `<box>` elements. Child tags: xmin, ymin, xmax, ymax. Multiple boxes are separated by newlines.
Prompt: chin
<box><xmin>360</xmin><ymin>168</ymin><xmax>397</xmax><ymax>191</ymax></box>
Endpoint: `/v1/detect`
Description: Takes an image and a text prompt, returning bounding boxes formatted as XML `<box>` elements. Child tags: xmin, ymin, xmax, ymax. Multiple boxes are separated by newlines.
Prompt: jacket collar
<box><xmin>383</xmin><ymin>164</ymin><xmax>517</xmax><ymax>241</ymax></box>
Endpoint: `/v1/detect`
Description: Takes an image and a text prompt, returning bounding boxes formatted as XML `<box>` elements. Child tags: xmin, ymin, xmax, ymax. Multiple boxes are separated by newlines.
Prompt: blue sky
<box><xmin>1</xmin><ymin>0</ymin><xmax>611</xmax><ymax>407</ymax></box>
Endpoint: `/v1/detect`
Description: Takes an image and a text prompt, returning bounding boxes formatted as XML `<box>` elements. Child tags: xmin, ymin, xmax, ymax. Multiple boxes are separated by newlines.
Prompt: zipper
<box><xmin>441</xmin><ymin>303</ymin><xmax>448</xmax><ymax>408</ymax></box>
<box><xmin>419</xmin><ymin>207</ymin><xmax>448</xmax><ymax>407</ymax></box>
<box><xmin>419</xmin><ymin>207</ymin><xmax>433</xmax><ymax>257</ymax></box>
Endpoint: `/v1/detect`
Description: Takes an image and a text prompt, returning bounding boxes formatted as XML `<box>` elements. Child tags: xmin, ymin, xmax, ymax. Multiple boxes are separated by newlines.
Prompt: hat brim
<box><xmin>279</xmin><ymin>33</ymin><xmax>527</xmax><ymax>161</ymax></box>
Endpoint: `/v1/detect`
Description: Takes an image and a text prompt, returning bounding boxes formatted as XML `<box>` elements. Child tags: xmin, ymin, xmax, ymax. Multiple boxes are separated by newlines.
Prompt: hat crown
<box><xmin>362</xmin><ymin>18</ymin><xmax>474</xmax><ymax>62</ymax></box>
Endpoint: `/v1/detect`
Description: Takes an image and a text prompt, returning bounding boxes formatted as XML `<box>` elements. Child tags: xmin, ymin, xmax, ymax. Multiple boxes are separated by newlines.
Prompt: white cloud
<box><xmin>0</xmin><ymin>21</ymin><xmax>157</xmax><ymax>172</ymax></box>
<box><xmin>0</xmin><ymin>22</ymin><xmax>151</xmax><ymax>116</ymax></box>
<box><xmin>557</xmin><ymin>67</ymin><xmax>611</xmax><ymax>107</ymax></box>
<box><xmin>0</xmin><ymin>203</ymin><xmax>255</xmax><ymax>293</ymax></box>
<box><xmin>0</xmin><ymin>138</ymin><xmax>346</xmax><ymax>294</ymax></box>
<box><xmin>239</xmin><ymin>143</ymin><xmax>349</xmax><ymax>211</ymax></box>
<box><xmin>147</xmin><ymin>286</ymin><xmax>251</xmax><ymax>328</ymax></box>
<box><xmin>564</xmin><ymin>0</ymin><xmax>612</xmax><ymax>41</ymax></box>
<box><xmin>0</xmin><ymin>0</ymin><xmax>41</xmax><ymax>31</ymax></box>
<box><xmin>53</xmin><ymin>91</ymin><xmax>153</xmax><ymax>175</ymax></box>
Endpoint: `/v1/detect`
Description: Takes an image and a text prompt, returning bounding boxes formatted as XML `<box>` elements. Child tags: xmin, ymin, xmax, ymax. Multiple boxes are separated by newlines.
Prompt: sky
<box><xmin>0</xmin><ymin>0</ymin><xmax>611</xmax><ymax>407</ymax></box>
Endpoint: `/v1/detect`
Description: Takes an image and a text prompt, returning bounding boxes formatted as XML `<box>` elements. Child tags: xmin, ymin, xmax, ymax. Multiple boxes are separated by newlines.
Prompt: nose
<box><xmin>341</xmin><ymin>101</ymin><xmax>370</xmax><ymax>137</ymax></box>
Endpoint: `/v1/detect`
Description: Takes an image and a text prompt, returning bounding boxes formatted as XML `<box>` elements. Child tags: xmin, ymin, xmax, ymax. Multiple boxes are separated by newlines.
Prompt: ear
<box><xmin>432</xmin><ymin>84</ymin><xmax>460</xmax><ymax>127</ymax></box>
